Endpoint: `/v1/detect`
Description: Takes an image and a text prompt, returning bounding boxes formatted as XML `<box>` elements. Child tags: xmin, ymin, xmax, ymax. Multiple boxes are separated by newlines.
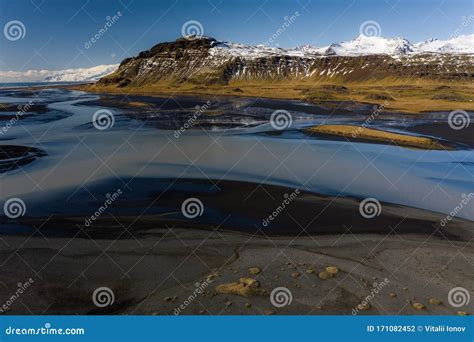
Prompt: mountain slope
<box><xmin>96</xmin><ymin>35</ymin><xmax>473</xmax><ymax>89</ymax></box>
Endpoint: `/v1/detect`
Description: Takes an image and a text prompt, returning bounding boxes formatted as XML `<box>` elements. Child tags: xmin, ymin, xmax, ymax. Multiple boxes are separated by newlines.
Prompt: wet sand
<box><xmin>0</xmin><ymin>225</ymin><xmax>472</xmax><ymax>315</ymax></box>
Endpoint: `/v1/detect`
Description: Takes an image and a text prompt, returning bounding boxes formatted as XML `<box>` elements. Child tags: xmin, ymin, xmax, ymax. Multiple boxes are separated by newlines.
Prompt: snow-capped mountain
<box><xmin>324</xmin><ymin>35</ymin><xmax>414</xmax><ymax>56</ymax></box>
<box><xmin>209</xmin><ymin>34</ymin><xmax>473</xmax><ymax>58</ymax></box>
<box><xmin>414</xmin><ymin>35</ymin><xmax>474</xmax><ymax>54</ymax></box>
<box><xmin>96</xmin><ymin>35</ymin><xmax>473</xmax><ymax>89</ymax></box>
<box><xmin>0</xmin><ymin>64</ymin><xmax>118</xmax><ymax>83</ymax></box>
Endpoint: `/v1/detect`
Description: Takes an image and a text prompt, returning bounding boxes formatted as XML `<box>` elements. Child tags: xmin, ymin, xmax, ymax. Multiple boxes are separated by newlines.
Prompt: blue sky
<box><xmin>0</xmin><ymin>0</ymin><xmax>473</xmax><ymax>72</ymax></box>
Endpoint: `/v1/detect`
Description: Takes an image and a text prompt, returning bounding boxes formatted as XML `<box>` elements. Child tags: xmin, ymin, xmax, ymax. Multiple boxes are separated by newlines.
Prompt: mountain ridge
<box><xmin>96</xmin><ymin>34</ymin><xmax>473</xmax><ymax>89</ymax></box>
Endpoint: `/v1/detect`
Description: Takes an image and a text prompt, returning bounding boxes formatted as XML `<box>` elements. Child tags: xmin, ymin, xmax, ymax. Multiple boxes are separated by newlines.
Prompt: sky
<box><xmin>0</xmin><ymin>0</ymin><xmax>473</xmax><ymax>76</ymax></box>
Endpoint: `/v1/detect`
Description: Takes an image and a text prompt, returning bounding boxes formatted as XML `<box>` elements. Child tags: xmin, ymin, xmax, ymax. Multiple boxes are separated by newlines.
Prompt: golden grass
<box><xmin>305</xmin><ymin>124</ymin><xmax>452</xmax><ymax>150</ymax></box>
<box><xmin>81</xmin><ymin>78</ymin><xmax>474</xmax><ymax>113</ymax></box>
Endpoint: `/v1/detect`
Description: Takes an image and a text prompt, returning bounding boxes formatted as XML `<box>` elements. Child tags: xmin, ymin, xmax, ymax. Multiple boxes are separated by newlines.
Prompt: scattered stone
<box><xmin>291</xmin><ymin>272</ymin><xmax>301</xmax><ymax>279</ymax></box>
<box><xmin>207</xmin><ymin>274</ymin><xmax>217</xmax><ymax>283</ymax></box>
<box><xmin>164</xmin><ymin>296</ymin><xmax>172</xmax><ymax>302</ymax></box>
<box><xmin>429</xmin><ymin>298</ymin><xmax>442</xmax><ymax>305</ymax></box>
<box><xmin>402</xmin><ymin>287</ymin><xmax>408</xmax><ymax>291</ymax></box>
<box><xmin>248</xmin><ymin>267</ymin><xmax>261</xmax><ymax>275</ymax></box>
<box><xmin>306</xmin><ymin>268</ymin><xmax>315</xmax><ymax>274</ymax></box>
<box><xmin>245</xmin><ymin>303</ymin><xmax>252</xmax><ymax>308</ymax></box>
<box><xmin>325</xmin><ymin>266</ymin><xmax>339</xmax><ymax>275</ymax></box>
<box><xmin>198</xmin><ymin>309</ymin><xmax>206</xmax><ymax>315</ymax></box>
<box><xmin>215</xmin><ymin>277</ymin><xmax>266</xmax><ymax>297</ymax></box>
<box><xmin>225</xmin><ymin>300</ymin><xmax>233</xmax><ymax>307</ymax></box>
<box><xmin>357</xmin><ymin>302</ymin><xmax>371</xmax><ymax>311</ymax></box>
<box><xmin>412</xmin><ymin>302</ymin><xmax>425</xmax><ymax>310</ymax></box>
<box><xmin>389</xmin><ymin>293</ymin><xmax>397</xmax><ymax>298</ymax></box>
<box><xmin>263</xmin><ymin>310</ymin><xmax>275</xmax><ymax>315</ymax></box>
<box><xmin>318</xmin><ymin>270</ymin><xmax>334</xmax><ymax>280</ymax></box>
<box><xmin>457</xmin><ymin>311</ymin><xmax>468</xmax><ymax>316</ymax></box>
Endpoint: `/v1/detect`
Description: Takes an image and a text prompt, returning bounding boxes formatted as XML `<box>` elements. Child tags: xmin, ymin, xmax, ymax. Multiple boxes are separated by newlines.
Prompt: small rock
<box><xmin>412</xmin><ymin>302</ymin><xmax>425</xmax><ymax>310</ymax></box>
<box><xmin>291</xmin><ymin>272</ymin><xmax>301</xmax><ymax>279</ymax></box>
<box><xmin>198</xmin><ymin>309</ymin><xmax>206</xmax><ymax>315</ymax></box>
<box><xmin>357</xmin><ymin>302</ymin><xmax>371</xmax><ymax>311</ymax></box>
<box><xmin>225</xmin><ymin>300</ymin><xmax>232</xmax><ymax>307</ymax></box>
<box><xmin>306</xmin><ymin>268</ymin><xmax>315</xmax><ymax>274</ymax></box>
<box><xmin>429</xmin><ymin>298</ymin><xmax>442</xmax><ymax>305</ymax></box>
<box><xmin>389</xmin><ymin>293</ymin><xmax>397</xmax><ymax>298</ymax></box>
<box><xmin>248</xmin><ymin>267</ymin><xmax>261</xmax><ymax>275</ymax></box>
<box><xmin>245</xmin><ymin>303</ymin><xmax>252</xmax><ymax>308</ymax></box>
<box><xmin>263</xmin><ymin>310</ymin><xmax>275</xmax><ymax>315</ymax></box>
<box><xmin>215</xmin><ymin>277</ymin><xmax>266</xmax><ymax>297</ymax></box>
<box><xmin>207</xmin><ymin>274</ymin><xmax>217</xmax><ymax>283</ymax></box>
<box><xmin>318</xmin><ymin>270</ymin><xmax>334</xmax><ymax>280</ymax></box>
<box><xmin>164</xmin><ymin>296</ymin><xmax>172</xmax><ymax>302</ymax></box>
<box><xmin>325</xmin><ymin>266</ymin><xmax>339</xmax><ymax>275</ymax></box>
<box><xmin>457</xmin><ymin>311</ymin><xmax>468</xmax><ymax>316</ymax></box>
<box><xmin>402</xmin><ymin>287</ymin><xmax>408</xmax><ymax>291</ymax></box>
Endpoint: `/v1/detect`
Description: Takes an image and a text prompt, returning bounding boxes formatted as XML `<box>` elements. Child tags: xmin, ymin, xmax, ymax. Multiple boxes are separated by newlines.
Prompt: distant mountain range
<box><xmin>209</xmin><ymin>34</ymin><xmax>474</xmax><ymax>57</ymax></box>
<box><xmin>0</xmin><ymin>64</ymin><xmax>118</xmax><ymax>83</ymax></box>
<box><xmin>2</xmin><ymin>34</ymin><xmax>472</xmax><ymax>83</ymax></box>
<box><xmin>96</xmin><ymin>34</ymin><xmax>473</xmax><ymax>88</ymax></box>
